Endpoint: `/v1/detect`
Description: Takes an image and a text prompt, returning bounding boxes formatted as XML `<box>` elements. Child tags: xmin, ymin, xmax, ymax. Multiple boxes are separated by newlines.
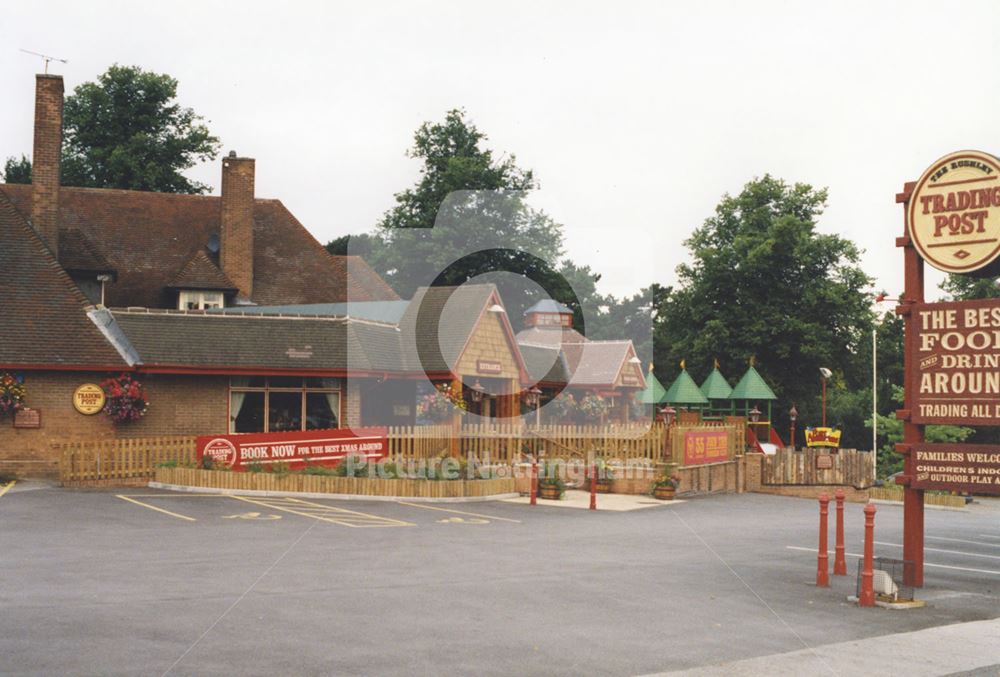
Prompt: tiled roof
<box><xmin>520</xmin><ymin>344</ymin><xmax>569</xmax><ymax>385</ymax></box>
<box><xmin>524</xmin><ymin>299</ymin><xmax>572</xmax><ymax>315</ymax></box>
<box><xmin>562</xmin><ymin>341</ymin><xmax>637</xmax><ymax>387</ymax></box>
<box><xmin>58</xmin><ymin>228</ymin><xmax>116</xmax><ymax>276</ymax></box>
<box><xmin>166</xmin><ymin>250</ymin><xmax>237</xmax><ymax>291</ymax></box>
<box><xmin>730</xmin><ymin>365</ymin><xmax>777</xmax><ymax>400</ymax></box>
<box><xmin>397</xmin><ymin>285</ymin><xmax>508</xmax><ymax>374</ymax></box>
<box><xmin>0</xmin><ymin>183</ymin><xmax>398</xmax><ymax>308</ymax></box>
<box><xmin>109</xmin><ymin>310</ymin><xmax>403</xmax><ymax>372</ymax></box>
<box><xmin>0</xmin><ymin>190</ymin><xmax>126</xmax><ymax>368</ymax></box>
<box><xmin>514</xmin><ymin>325</ymin><xmax>587</xmax><ymax>348</ymax></box>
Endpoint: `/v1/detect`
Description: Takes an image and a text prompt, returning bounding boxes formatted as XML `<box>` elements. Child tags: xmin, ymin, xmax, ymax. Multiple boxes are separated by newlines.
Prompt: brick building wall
<box><xmin>220</xmin><ymin>155</ymin><xmax>255</xmax><ymax>297</ymax></box>
<box><xmin>0</xmin><ymin>371</ymin><xmax>228</xmax><ymax>479</ymax></box>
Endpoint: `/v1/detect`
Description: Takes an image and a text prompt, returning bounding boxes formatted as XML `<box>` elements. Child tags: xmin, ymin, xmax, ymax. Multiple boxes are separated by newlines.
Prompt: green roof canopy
<box><xmin>699</xmin><ymin>367</ymin><xmax>733</xmax><ymax>400</ymax></box>
<box><xmin>635</xmin><ymin>369</ymin><xmax>668</xmax><ymax>404</ymax></box>
<box><xmin>663</xmin><ymin>369</ymin><xmax>709</xmax><ymax>406</ymax></box>
<box><xmin>730</xmin><ymin>365</ymin><xmax>777</xmax><ymax>400</ymax></box>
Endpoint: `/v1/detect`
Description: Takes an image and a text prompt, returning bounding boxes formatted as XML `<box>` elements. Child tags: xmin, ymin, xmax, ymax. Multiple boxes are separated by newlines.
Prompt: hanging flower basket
<box><xmin>101</xmin><ymin>373</ymin><xmax>149</xmax><ymax>424</ymax></box>
<box><xmin>416</xmin><ymin>383</ymin><xmax>467</xmax><ymax>423</ymax></box>
<box><xmin>0</xmin><ymin>372</ymin><xmax>26</xmax><ymax>417</ymax></box>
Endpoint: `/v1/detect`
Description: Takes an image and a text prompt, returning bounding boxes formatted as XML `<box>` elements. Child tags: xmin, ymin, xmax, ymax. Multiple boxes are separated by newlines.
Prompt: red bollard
<box><xmin>530</xmin><ymin>460</ymin><xmax>537</xmax><ymax>506</ymax></box>
<box><xmin>816</xmin><ymin>493</ymin><xmax>830</xmax><ymax>587</ymax></box>
<box><xmin>859</xmin><ymin>503</ymin><xmax>877</xmax><ymax>607</ymax></box>
<box><xmin>834</xmin><ymin>489</ymin><xmax>847</xmax><ymax>576</ymax></box>
<box><xmin>590</xmin><ymin>462</ymin><xmax>597</xmax><ymax>511</ymax></box>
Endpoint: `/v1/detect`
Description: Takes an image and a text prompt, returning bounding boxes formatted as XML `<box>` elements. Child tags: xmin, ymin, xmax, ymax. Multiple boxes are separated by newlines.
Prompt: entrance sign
<box><xmin>683</xmin><ymin>429</ymin><xmax>729</xmax><ymax>465</ymax></box>
<box><xmin>908</xmin><ymin>150</ymin><xmax>1000</xmax><ymax>275</ymax></box>
<box><xmin>910</xmin><ymin>443</ymin><xmax>1000</xmax><ymax>495</ymax></box>
<box><xmin>73</xmin><ymin>383</ymin><xmax>105</xmax><ymax>415</ymax></box>
<box><xmin>196</xmin><ymin>427</ymin><xmax>387</xmax><ymax>471</ymax></box>
<box><xmin>805</xmin><ymin>427</ymin><xmax>842</xmax><ymax>448</ymax></box>
<box><xmin>476</xmin><ymin>359</ymin><xmax>503</xmax><ymax>375</ymax></box>
<box><xmin>912</xmin><ymin>298</ymin><xmax>1000</xmax><ymax>425</ymax></box>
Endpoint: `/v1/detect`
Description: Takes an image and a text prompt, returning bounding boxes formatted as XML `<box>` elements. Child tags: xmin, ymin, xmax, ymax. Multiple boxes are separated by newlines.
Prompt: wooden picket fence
<box><xmin>58</xmin><ymin>436</ymin><xmax>196</xmax><ymax>484</ymax></box>
<box><xmin>867</xmin><ymin>485</ymin><xmax>967</xmax><ymax>508</ymax></box>
<box><xmin>761</xmin><ymin>448</ymin><xmax>874</xmax><ymax>489</ymax></box>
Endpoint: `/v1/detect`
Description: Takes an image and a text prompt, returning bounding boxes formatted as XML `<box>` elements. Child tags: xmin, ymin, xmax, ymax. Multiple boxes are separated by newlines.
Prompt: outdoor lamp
<box><xmin>469</xmin><ymin>380</ymin><xmax>486</xmax><ymax>403</ymax></box>
<box><xmin>789</xmin><ymin>404</ymin><xmax>797</xmax><ymax>422</ymax></box>
<box><xmin>749</xmin><ymin>406</ymin><xmax>761</xmax><ymax>423</ymax></box>
<box><xmin>659</xmin><ymin>405</ymin><xmax>676</xmax><ymax>426</ymax></box>
<box><xmin>525</xmin><ymin>386</ymin><xmax>542</xmax><ymax>407</ymax></box>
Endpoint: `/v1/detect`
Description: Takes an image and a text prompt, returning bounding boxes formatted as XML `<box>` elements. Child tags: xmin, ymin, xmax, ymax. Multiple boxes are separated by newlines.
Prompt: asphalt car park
<box><xmin>1</xmin><ymin>483</ymin><xmax>998</xmax><ymax>676</ymax></box>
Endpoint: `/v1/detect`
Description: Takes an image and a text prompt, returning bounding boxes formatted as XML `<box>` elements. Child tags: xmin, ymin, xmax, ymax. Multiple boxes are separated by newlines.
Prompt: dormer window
<box><xmin>179</xmin><ymin>290</ymin><xmax>224</xmax><ymax>310</ymax></box>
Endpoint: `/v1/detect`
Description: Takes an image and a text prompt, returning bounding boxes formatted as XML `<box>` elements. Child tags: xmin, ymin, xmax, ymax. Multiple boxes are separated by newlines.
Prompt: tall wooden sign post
<box><xmin>896</xmin><ymin>150</ymin><xmax>1000</xmax><ymax>587</ymax></box>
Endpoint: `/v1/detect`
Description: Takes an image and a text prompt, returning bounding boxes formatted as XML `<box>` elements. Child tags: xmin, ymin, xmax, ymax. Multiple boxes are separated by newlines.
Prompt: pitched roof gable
<box><xmin>167</xmin><ymin>250</ymin><xmax>237</xmax><ymax>291</ymax></box>
<box><xmin>0</xmin><ymin>190</ymin><xmax>125</xmax><ymax>368</ymax></box>
<box><xmin>663</xmin><ymin>369</ymin><xmax>709</xmax><ymax>405</ymax></box>
<box><xmin>0</xmin><ymin>183</ymin><xmax>398</xmax><ymax>308</ymax></box>
<box><xmin>730</xmin><ymin>365</ymin><xmax>778</xmax><ymax>400</ymax></box>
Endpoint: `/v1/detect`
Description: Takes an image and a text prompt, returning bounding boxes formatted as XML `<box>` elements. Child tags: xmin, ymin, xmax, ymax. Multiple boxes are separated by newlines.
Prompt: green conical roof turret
<box><xmin>730</xmin><ymin>358</ymin><xmax>777</xmax><ymax>400</ymax></box>
<box><xmin>663</xmin><ymin>361</ymin><xmax>709</xmax><ymax>405</ymax></box>
<box><xmin>699</xmin><ymin>359</ymin><xmax>733</xmax><ymax>400</ymax></box>
<box><xmin>635</xmin><ymin>363</ymin><xmax>668</xmax><ymax>404</ymax></box>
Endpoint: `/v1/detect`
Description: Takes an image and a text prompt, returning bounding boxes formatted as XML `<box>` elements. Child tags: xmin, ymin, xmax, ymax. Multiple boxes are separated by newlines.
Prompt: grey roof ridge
<box><xmin>88</xmin><ymin>308</ymin><xmax>142</xmax><ymax>366</ymax></box>
<box><xmin>516</xmin><ymin>341</ymin><xmax>564</xmax><ymax>350</ymax></box>
<box><xmin>107</xmin><ymin>306</ymin><xmax>401</xmax><ymax>329</ymax></box>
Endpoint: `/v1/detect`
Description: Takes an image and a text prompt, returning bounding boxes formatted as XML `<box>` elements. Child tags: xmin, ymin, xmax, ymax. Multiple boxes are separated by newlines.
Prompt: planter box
<box><xmin>154</xmin><ymin>467</ymin><xmax>516</xmax><ymax>499</ymax></box>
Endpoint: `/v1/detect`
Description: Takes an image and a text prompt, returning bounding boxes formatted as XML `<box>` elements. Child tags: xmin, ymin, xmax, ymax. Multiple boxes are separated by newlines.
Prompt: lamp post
<box><xmin>469</xmin><ymin>380</ymin><xmax>486</xmax><ymax>416</ymax></box>
<box><xmin>525</xmin><ymin>386</ymin><xmax>542</xmax><ymax>426</ymax></box>
<box><xmin>789</xmin><ymin>404</ymin><xmax>798</xmax><ymax>451</ymax></box>
<box><xmin>659</xmin><ymin>405</ymin><xmax>676</xmax><ymax>427</ymax></box>
<box><xmin>819</xmin><ymin>367</ymin><xmax>832</xmax><ymax>428</ymax></box>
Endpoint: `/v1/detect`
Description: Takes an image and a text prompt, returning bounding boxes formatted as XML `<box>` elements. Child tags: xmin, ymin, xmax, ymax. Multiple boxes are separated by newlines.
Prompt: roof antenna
<box><xmin>19</xmin><ymin>48</ymin><xmax>68</xmax><ymax>74</ymax></box>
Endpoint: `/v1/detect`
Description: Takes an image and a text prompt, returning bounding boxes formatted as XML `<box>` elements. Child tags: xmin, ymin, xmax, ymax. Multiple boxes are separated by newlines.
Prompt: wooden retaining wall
<box><xmin>761</xmin><ymin>448</ymin><xmax>874</xmax><ymax>489</ymax></box>
<box><xmin>154</xmin><ymin>467</ymin><xmax>516</xmax><ymax>498</ymax></box>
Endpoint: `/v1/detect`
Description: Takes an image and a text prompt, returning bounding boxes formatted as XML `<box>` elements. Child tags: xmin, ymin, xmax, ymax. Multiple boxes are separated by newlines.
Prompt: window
<box><xmin>229</xmin><ymin>377</ymin><xmax>341</xmax><ymax>433</ymax></box>
<box><xmin>179</xmin><ymin>290</ymin><xmax>224</xmax><ymax>310</ymax></box>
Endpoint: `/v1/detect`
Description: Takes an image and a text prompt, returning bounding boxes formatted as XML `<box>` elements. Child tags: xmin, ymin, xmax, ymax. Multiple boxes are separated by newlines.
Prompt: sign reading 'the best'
<box><xmin>908</xmin><ymin>150</ymin><xmax>1000</xmax><ymax>275</ymax></box>
<box><xmin>912</xmin><ymin>298</ymin><xmax>1000</xmax><ymax>425</ymax></box>
<box><xmin>909</xmin><ymin>443</ymin><xmax>1000</xmax><ymax>495</ymax></box>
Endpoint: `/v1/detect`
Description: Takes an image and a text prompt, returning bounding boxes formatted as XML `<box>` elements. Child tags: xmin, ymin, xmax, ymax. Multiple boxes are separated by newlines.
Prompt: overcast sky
<box><xmin>3</xmin><ymin>0</ymin><xmax>999</xmax><ymax>302</ymax></box>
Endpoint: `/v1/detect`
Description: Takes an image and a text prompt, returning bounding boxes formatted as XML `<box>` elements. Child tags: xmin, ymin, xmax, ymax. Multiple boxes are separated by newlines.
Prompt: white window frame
<box><xmin>179</xmin><ymin>290</ymin><xmax>225</xmax><ymax>310</ymax></box>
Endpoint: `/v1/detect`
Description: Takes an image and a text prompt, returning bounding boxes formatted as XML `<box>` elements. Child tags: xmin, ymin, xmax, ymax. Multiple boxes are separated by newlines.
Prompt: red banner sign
<box><xmin>911</xmin><ymin>298</ymin><xmax>1000</xmax><ymax>425</ymax></box>
<box><xmin>683</xmin><ymin>430</ymin><xmax>729</xmax><ymax>466</ymax></box>
<box><xmin>196</xmin><ymin>428</ymin><xmax>387</xmax><ymax>471</ymax></box>
<box><xmin>908</xmin><ymin>443</ymin><xmax>1000</xmax><ymax>495</ymax></box>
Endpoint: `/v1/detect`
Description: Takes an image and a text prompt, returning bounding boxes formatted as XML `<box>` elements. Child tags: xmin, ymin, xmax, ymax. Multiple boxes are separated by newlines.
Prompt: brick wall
<box><xmin>31</xmin><ymin>74</ymin><xmax>63</xmax><ymax>257</ymax></box>
<box><xmin>345</xmin><ymin>379</ymin><xmax>362</xmax><ymax>427</ymax></box>
<box><xmin>220</xmin><ymin>155</ymin><xmax>255</xmax><ymax>297</ymax></box>
<box><xmin>0</xmin><ymin>371</ymin><xmax>228</xmax><ymax>479</ymax></box>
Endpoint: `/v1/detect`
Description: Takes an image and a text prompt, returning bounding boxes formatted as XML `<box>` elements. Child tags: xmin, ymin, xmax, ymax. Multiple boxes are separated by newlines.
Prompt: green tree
<box><xmin>331</xmin><ymin>109</ymin><xmax>612</xmax><ymax>327</ymax></box>
<box><xmin>940</xmin><ymin>274</ymin><xmax>1000</xmax><ymax>300</ymax></box>
<box><xmin>1</xmin><ymin>155</ymin><xmax>31</xmax><ymax>184</ymax></box>
<box><xmin>60</xmin><ymin>65</ymin><xmax>220</xmax><ymax>193</ymax></box>
<box><xmin>657</xmin><ymin>175</ymin><xmax>875</xmax><ymax>444</ymax></box>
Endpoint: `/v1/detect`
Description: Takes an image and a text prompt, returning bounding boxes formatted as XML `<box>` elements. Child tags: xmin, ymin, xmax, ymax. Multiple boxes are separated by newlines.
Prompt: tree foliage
<box><xmin>940</xmin><ymin>274</ymin><xmax>1000</xmax><ymax>300</ymax></box>
<box><xmin>657</xmin><ymin>176</ymin><xmax>875</xmax><ymax>442</ymax></box>
<box><xmin>1</xmin><ymin>155</ymin><xmax>31</xmax><ymax>184</ymax></box>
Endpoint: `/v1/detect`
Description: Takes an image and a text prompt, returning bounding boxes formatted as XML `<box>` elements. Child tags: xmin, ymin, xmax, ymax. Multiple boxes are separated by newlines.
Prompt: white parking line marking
<box><xmin>117</xmin><ymin>495</ymin><xmax>197</xmax><ymax>522</ymax></box>
<box><xmin>231</xmin><ymin>496</ymin><xmax>413</xmax><ymax>528</ymax></box>
<box><xmin>927</xmin><ymin>535</ymin><xmax>1000</xmax><ymax>548</ymax></box>
<box><xmin>978</xmin><ymin>534</ymin><xmax>1000</xmax><ymax>541</ymax></box>
<box><xmin>396</xmin><ymin>501</ymin><xmax>522</xmax><ymax>523</ymax></box>
<box><xmin>785</xmin><ymin>546</ymin><xmax>1000</xmax><ymax>576</ymax></box>
<box><xmin>875</xmin><ymin>541</ymin><xmax>1000</xmax><ymax>561</ymax></box>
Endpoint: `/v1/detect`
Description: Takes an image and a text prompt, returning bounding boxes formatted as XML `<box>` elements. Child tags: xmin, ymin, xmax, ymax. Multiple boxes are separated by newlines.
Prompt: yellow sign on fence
<box><xmin>805</xmin><ymin>427</ymin><xmax>842</xmax><ymax>448</ymax></box>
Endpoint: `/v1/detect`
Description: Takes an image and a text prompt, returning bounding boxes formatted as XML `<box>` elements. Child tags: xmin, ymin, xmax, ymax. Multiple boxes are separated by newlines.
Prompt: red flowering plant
<box><xmin>0</xmin><ymin>372</ymin><xmax>26</xmax><ymax>417</ymax></box>
<box><xmin>101</xmin><ymin>374</ymin><xmax>149</xmax><ymax>424</ymax></box>
<box><xmin>416</xmin><ymin>383</ymin><xmax>467</xmax><ymax>423</ymax></box>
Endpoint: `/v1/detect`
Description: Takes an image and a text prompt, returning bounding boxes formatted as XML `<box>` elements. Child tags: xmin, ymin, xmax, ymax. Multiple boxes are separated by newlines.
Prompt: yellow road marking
<box><xmin>0</xmin><ymin>481</ymin><xmax>15</xmax><ymax>498</ymax></box>
<box><xmin>116</xmin><ymin>495</ymin><xmax>197</xmax><ymax>522</ymax></box>
<box><xmin>396</xmin><ymin>501</ymin><xmax>521</xmax><ymax>523</ymax></box>
<box><xmin>230</xmin><ymin>496</ymin><xmax>413</xmax><ymax>528</ymax></box>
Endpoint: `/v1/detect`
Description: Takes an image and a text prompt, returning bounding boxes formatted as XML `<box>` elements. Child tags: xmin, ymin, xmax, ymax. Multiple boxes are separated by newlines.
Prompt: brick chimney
<box><xmin>220</xmin><ymin>151</ymin><xmax>255</xmax><ymax>298</ymax></box>
<box><xmin>31</xmin><ymin>74</ymin><xmax>63</xmax><ymax>257</ymax></box>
